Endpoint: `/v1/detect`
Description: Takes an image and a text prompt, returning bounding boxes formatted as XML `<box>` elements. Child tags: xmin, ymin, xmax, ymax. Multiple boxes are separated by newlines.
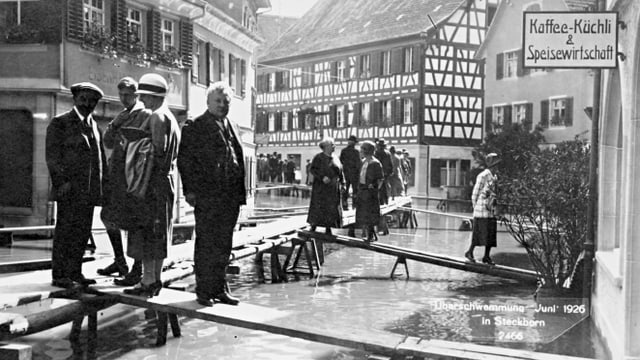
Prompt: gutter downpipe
<box><xmin>583</xmin><ymin>0</ymin><xmax>605</xmax><ymax>300</ymax></box>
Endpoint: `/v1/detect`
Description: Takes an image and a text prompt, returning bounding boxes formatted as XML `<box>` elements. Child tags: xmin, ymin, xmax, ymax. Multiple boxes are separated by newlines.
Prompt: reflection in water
<box><xmin>20</xmin><ymin>196</ymin><xmax>608</xmax><ymax>359</ymax></box>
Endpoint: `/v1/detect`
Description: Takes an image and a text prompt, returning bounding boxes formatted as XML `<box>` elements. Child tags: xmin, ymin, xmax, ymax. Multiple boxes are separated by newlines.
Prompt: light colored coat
<box><xmin>472</xmin><ymin>168</ymin><xmax>496</xmax><ymax>218</ymax></box>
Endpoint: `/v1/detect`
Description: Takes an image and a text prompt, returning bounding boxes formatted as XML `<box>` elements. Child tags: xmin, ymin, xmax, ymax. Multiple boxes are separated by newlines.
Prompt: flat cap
<box><xmin>70</xmin><ymin>82</ymin><xmax>104</xmax><ymax>98</ymax></box>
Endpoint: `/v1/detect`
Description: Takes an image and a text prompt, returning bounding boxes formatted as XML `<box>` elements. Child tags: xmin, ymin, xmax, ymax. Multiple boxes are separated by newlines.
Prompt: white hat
<box><xmin>70</xmin><ymin>82</ymin><xmax>104</xmax><ymax>98</ymax></box>
<box><xmin>136</xmin><ymin>73</ymin><xmax>168</xmax><ymax>97</ymax></box>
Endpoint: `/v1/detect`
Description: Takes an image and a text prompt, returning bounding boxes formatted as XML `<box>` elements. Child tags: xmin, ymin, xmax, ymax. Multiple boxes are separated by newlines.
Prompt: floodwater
<box><xmin>16</xmin><ymin>193</ymin><xmax>609</xmax><ymax>360</ymax></box>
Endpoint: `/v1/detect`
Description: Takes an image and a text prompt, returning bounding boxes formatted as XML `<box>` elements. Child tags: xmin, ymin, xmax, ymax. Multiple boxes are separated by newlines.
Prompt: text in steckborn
<box><xmin>523</xmin><ymin>12</ymin><xmax>618</xmax><ymax>68</ymax></box>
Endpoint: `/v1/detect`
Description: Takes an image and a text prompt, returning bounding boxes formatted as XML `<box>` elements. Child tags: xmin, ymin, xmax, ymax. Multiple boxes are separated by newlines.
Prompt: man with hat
<box><xmin>46</xmin><ymin>82</ymin><xmax>107</xmax><ymax>288</ymax></box>
<box><xmin>339</xmin><ymin>135</ymin><xmax>361</xmax><ymax>210</ymax></box>
<box><xmin>401</xmin><ymin>149</ymin><xmax>411</xmax><ymax>195</ymax></box>
<box><xmin>122</xmin><ymin>73</ymin><xmax>181</xmax><ymax>297</ymax></box>
<box><xmin>465</xmin><ymin>152</ymin><xmax>501</xmax><ymax>265</ymax></box>
<box><xmin>99</xmin><ymin>77</ymin><xmax>149</xmax><ymax>285</ymax></box>
<box><xmin>374</xmin><ymin>138</ymin><xmax>393</xmax><ymax>205</ymax></box>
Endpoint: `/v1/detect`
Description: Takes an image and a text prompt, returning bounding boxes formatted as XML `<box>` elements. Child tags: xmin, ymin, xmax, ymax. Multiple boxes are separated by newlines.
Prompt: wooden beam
<box><xmin>298</xmin><ymin>231</ymin><xmax>538</xmax><ymax>284</ymax></box>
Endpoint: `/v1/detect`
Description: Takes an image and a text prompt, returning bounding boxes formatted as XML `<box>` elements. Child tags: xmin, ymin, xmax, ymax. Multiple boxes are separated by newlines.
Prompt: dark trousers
<box><xmin>379</xmin><ymin>178</ymin><xmax>390</xmax><ymax>205</ymax></box>
<box><xmin>342</xmin><ymin>176</ymin><xmax>358</xmax><ymax>209</ymax></box>
<box><xmin>52</xmin><ymin>199</ymin><xmax>94</xmax><ymax>281</ymax></box>
<box><xmin>194</xmin><ymin>196</ymin><xmax>241</xmax><ymax>298</ymax></box>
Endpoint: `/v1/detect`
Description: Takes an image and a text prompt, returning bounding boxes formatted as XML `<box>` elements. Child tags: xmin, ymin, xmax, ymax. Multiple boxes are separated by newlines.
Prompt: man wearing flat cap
<box><xmin>339</xmin><ymin>135</ymin><xmax>361</xmax><ymax>210</ymax></box>
<box><xmin>46</xmin><ymin>82</ymin><xmax>107</xmax><ymax>288</ymax></box>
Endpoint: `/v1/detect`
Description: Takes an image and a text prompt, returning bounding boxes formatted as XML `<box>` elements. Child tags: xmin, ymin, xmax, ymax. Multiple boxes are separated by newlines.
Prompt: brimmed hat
<box><xmin>70</xmin><ymin>82</ymin><xmax>104</xmax><ymax>99</ymax></box>
<box><xmin>348</xmin><ymin>135</ymin><xmax>357</xmax><ymax>142</ymax></box>
<box><xmin>377</xmin><ymin>138</ymin><xmax>386</xmax><ymax>146</ymax></box>
<box><xmin>485</xmin><ymin>153</ymin><xmax>502</xmax><ymax>168</ymax></box>
<box><xmin>136</xmin><ymin>73</ymin><xmax>168</xmax><ymax>97</ymax></box>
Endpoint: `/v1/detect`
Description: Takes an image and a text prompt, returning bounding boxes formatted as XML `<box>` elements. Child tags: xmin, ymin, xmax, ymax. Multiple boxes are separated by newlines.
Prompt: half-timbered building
<box><xmin>476</xmin><ymin>0</ymin><xmax>596</xmax><ymax>146</ymax></box>
<box><xmin>256</xmin><ymin>0</ymin><xmax>498</xmax><ymax>197</ymax></box>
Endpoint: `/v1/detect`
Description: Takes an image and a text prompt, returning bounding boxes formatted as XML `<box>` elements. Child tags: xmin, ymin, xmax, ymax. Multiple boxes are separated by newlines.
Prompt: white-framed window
<box><xmin>382</xmin><ymin>51</ymin><xmax>391</xmax><ymax>75</ymax></box>
<box><xmin>268</xmin><ymin>113</ymin><xmax>275</xmax><ymax>132</ymax></box>
<box><xmin>381</xmin><ymin>100</ymin><xmax>392</xmax><ymax>124</ymax></box>
<box><xmin>337</xmin><ymin>61</ymin><xmax>346</xmax><ymax>82</ymax></box>
<box><xmin>492</xmin><ymin>105</ymin><xmax>504</xmax><ymax>126</ymax></box>
<box><xmin>192</xmin><ymin>39</ymin><xmax>204</xmax><ymax>84</ymax></box>
<box><xmin>347</xmin><ymin>102</ymin><xmax>354</xmax><ymax>126</ymax></box>
<box><xmin>291</xmin><ymin>110</ymin><xmax>298</xmax><ymax>129</ymax></box>
<box><xmin>337</xmin><ymin>106</ymin><xmax>345</xmax><ymax>127</ymax></box>
<box><xmin>161</xmin><ymin>18</ymin><xmax>174</xmax><ymax>51</ymax></box>
<box><xmin>83</xmin><ymin>0</ymin><xmax>105</xmax><ymax>31</ymax></box>
<box><xmin>282</xmin><ymin>112</ymin><xmax>289</xmax><ymax>131</ymax></box>
<box><xmin>127</xmin><ymin>7</ymin><xmax>143</xmax><ymax>42</ymax></box>
<box><xmin>268</xmin><ymin>73</ymin><xmax>275</xmax><ymax>92</ymax></box>
<box><xmin>504</xmin><ymin>50</ymin><xmax>518</xmax><ymax>78</ymax></box>
<box><xmin>513</xmin><ymin>103</ymin><xmax>528</xmax><ymax>123</ymax></box>
<box><xmin>348</xmin><ymin>56</ymin><xmax>356</xmax><ymax>79</ymax></box>
<box><xmin>360</xmin><ymin>102</ymin><xmax>371</xmax><ymax>125</ymax></box>
<box><xmin>404</xmin><ymin>47</ymin><xmax>414</xmax><ymax>72</ymax></box>
<box><xmin>550</xmin><ymin>98</ymin><xmax>567</xmax><ymax>127</ymax></box>
<box><xmin>359</xmin><ymin>54</ymin><xmax>370</xmax><ymax>78</ymax></box>
<box><xmin>403</xmin><ymin>98</ymin><xmax>413</xmax><ymax>124</ymax></box>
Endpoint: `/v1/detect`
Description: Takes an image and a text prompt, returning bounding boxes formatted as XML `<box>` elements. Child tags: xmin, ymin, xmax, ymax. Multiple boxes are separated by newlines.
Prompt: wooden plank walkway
<box><xmin>80</xmin><ymin>285</ymin><xmax>591</xmax><ymax>360</ymax></box>
<box><xmin>298</xmin><ymin>231</ymin><xmax>539</xmax><ymax>284</ymax></box>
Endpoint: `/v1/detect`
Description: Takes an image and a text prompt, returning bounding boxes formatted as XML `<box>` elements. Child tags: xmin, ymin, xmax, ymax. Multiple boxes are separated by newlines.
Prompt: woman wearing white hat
<box><xmin>123</xmin><ymin>73</ymin><xmax>181</xmax><ymax>297</ymax></box>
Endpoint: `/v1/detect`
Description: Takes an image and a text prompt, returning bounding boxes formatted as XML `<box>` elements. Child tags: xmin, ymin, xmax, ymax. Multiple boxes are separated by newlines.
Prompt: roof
<box><xmin>256</xmin><ymin>14</ymin><xmax>298</xmax><ymax>57</ymax></box>
<box><xmin>259</xmin><ymin>0</ymin><xmax>465</xmax><ymax>62</ymax></box>
<box><xmin>563</xmin><ymin>0</ymin><xmax>598</xmax><ymax>11</ymax></box>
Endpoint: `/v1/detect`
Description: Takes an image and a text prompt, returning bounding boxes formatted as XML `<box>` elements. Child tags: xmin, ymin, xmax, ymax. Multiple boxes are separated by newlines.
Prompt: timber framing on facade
<box><xmin>255</xmin><ymin>0</ymin><xmax>494</xmax><ymax>148</ymax></box>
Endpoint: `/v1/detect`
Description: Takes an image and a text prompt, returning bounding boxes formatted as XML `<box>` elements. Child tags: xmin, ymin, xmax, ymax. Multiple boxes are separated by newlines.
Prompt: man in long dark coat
<box><xmin>46</xmin><ymin>82</ymin><xmax>107</xmax><ymax>288</ymax></box>
<box><xmin>178</xmin><ymin>82</ymin><xmax>246</xmax><ymax>307</ymax></box>
<box><xmin>340</xmin><ymin>135</ymin><xmax>362</xmax><ymax>210</ymax></box>
<box><xmin>374</xmin><ymin>139</ymin><xmax>393</xmax><ymax>205</ymax></box>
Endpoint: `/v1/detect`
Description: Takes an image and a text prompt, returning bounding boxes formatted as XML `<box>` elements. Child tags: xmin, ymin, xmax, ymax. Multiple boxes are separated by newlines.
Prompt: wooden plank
<box><xmin>298</xmin><ymin>231</ymin><xmax>539</xmax><ymax>284</ymax></box>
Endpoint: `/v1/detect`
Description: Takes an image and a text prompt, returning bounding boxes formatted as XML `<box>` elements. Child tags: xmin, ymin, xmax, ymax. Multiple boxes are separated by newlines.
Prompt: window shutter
<box><xmin>371</xmin><ymin>52</ymin><xmax>381</xmax><ymax>76</ymax></box>
<box><xmin>241</xmin><ymin>59</ymin><xmax>246</xmax><ymax>96</ymax></box>
<box><xmin>412</xmin><ymin>46</ymin><xmax>421</xmax><ymax>72</ymax></box>
<box><xmin>111</xmin><ymin>0</ymin><xmax>127</xmax><ymax>53</ymax></box>
<box><xmin>180</xmin><ymin>20</ymin><xmax>194</xmax><ymax>67</ymax></box>
<box><xmin>504</xmin><ymin>105</ymin><xmax>512</xmax><ymax>126</ymax></box>
<box><xmin>540</xmin><ymin>100</ymin><xmax>549</xmax><ymax>128</ymax></box>
<box><xmin>66</xmin><ymin>0</ymin><xmax>84</xmax><ymax>41</ymax></box>
<box><xmin>275</xmin><ymin>72</ymin><xmax>283</xmax><ymax>91</ymax></box>
<box><xmin>413</xmin><ymin>98</ymin><xmax>419</xmax><ymax>124</ymax></box>
<box><xmin>391</xmin><ymin>48</ymin><xmax>403</xmax><ymax>73</ymax></box>
<box><xmin>485</xmin><ymin>107</ymin><xmax>493</xmax><ymax>133</ymax></box>
<box><xmin>525</xmin><ymin>102</ymin><xmax>533</xmax><ymax>130</ymax></box>
<box><xmin>354</xmin><ymin>103</ymin><xmax>361</xmax><ymax>126</ymax></box>
<box><xmin>430</xmin><ymin>159</ymin><xmax>442</xmax><ymax>187</ymax></box>
<box><xmin>395</xmin><ymin>99</ymin><xmax>404</xmax><ymax>124</ymax></box>
<box><xmin>516</xmin><ymin>49</ymin><xmax>524</xmax><ymax>77</ymax></box>
<box><xmin>565</xmin><ymin>97</ymin><xmax>573</xmax><ymax>126</ymax></box>
<box><xmin>276</xmin><ymin>112</ymin><xmax>282</xmax><ymax>131</ymax></box>
<box><xmin>496</xmin><ymin>52</ymin><xmax>504</xmax><ymax>80</ymax></box>
<box><xmin>288</xmin><ymin>111</ymin><xmax>294</xmax><ymax>129</ymax></box>
<box><xmin>391</xmin><ymin>99</ymin><xmax>398</xmax><ymax>125</ymax></box>
<box><xmin>147</xmin><ymin>10</ymin><xmax>162</xmax><ymax>55</ymax></box>
<box><xmin>330</xmin><ymin>105</ymin><xmax>337</xmax><ymax>127</ymax></box>
<box><xmin>219</xmin><ymin>49</ymin><xmax>225</xmax><ymax>80</ymax></box>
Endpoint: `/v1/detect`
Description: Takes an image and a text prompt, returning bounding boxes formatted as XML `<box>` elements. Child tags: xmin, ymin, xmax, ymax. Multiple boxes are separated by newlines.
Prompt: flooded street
<box><xmin>17</xmin><ymin>194</ymin><xmax>609</xmax><ymax>359</ymax></box>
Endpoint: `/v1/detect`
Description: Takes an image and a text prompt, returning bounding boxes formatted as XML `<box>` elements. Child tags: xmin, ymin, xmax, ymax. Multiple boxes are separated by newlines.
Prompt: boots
<box><xmin>114</xmin><ymin>261</ymin><xmax>142</xmax><ymax>286</ymax></box>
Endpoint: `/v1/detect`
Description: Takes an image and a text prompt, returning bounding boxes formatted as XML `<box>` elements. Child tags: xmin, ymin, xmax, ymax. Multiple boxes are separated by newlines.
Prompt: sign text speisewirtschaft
<box><xmin>523</xmin><ymin>12</ymin><xmax>618</xmax><ymax>68</ymax></box>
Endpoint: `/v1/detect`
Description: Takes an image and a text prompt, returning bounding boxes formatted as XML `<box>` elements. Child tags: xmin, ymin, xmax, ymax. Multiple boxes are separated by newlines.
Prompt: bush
<box><xmin>498</xmin><ymin>139</ymin><xmax>590</xmax><ymax>291</ymax></box>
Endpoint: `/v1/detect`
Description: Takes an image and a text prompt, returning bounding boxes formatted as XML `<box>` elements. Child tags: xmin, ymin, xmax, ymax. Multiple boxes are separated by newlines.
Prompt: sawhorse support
<box><xmin>156</xmin><ymin>312</ymin><xmax>181</xmax><ymax>346</ymax></box>
<box><xmin>390</xmin><ymin>256</ymin><xmax>409</xmax><ymax>279</ymax></box>
<box><xmin>283</xmin><ymin>237</ymin><xmax>322</xmax><ymax>277</ymax></box>
<box><xmin>255</xmin><ymin>246</ymin><xmax>290</xmax><ymax>283</ymax></box>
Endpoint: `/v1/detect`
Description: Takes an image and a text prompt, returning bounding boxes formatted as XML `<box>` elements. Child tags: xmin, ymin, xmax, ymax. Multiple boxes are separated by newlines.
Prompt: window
<box><xmin>513</xmin><ymin>103</ymin><xmax>533</xmax><ymax>125</ymax></box>
<box><xmin>268</xmin><ymin>113</ymin><xmax>275</xmax><ymax>132</ymax></box>
<box><xmin>282</xmin><ymin>112</ymin><xmax>289</xmax><ymax>131</ymax></box>
<box><xmin>403</xmin><ymin>47</ymin><xmax>414</xmax><ymax>72</ymax></box>
<box><xmin>161</xmin><ymin>18</ymin><xmax>174</xmax><ymax>51</ymax></box>
<box><xmin>315</xmin><ymin>62</ymin><xmax>331</xmax><ymax>84</ymax></box>
<box><xmin>279</xmin><ymin>70</ymin><xmax>290</xmax><ymax>90</ymax></box>
<box><xmin>381</xmin><ymin>100</ymin><xmax>392</xmax><ymax>125</ymax></box>
<box><xmin>0</xmin><ymin>109</ymin><xmax>33</xmax><ymax>207</ymax></box>
<box><xmin>229</xmin><ymin>54</ymin><xmax>236</xmax><ymax>89</ymax></box>
<box><xmin>360</xmin><ymin>102</ymin><xmax>371</xmax><ymax>125</ymax></box>
<box><xmin>337</xmin><ymin>61</ymin><xmax>346</xmax><ymax>82</ymax></box>
<box><xmin>503</xmin><ymin>50</ymin><xmax>518</xmax><ymax>78</ymax></box>
<box><xmin>192</xmin><ymin>40</ymin><xmax>206</xmax><ymax>85</ymax></box>
<box><xmin>242</xmin><ymin>6</ymin><xmax>256</xmax><ymax>32</ymax></box>
<box><xmin>359</xmin><ymin>54</ymin><xmax>370</xmax><ymax>78</ymax></box>
<box><xmin>83</xmin><ymin>0</ymin><xmax>105</xmax><ymax>31</ymax></box>
<box><xmin>301</xmin><ymin>65</ymin><xmax>314</xmax><ymax>87</ymax></box>
<box><xmin>403</xmin><ymin>98</ymin><xmax>414</xmax><ymax>124</ymax></box>
<box><xmin>347</xmin><ymin>102</ymin><xmax>354</xmax><ymax>126</ymax></box>
<box><xmin>382</xmin><ymin>51</ymin><xmax>391</xmax><ymax>75</ymax></box>
<box><xmin>337</xmin><ymin>106</ymin><xmax>345</xmax><ymax>127</ymax></box>
<box><xmin>492</xmin><ymin>105</ymin><xmax>504</xmax><ymax>126</ymax></box>
<box><xmin>291</xmin><ymin>110</ymin><xmax>298</xmax><ymax>129</ymax></box>
<box><xmin>545</xmin><ymin>97</ymin><xmax>574</xmax><ymax>127</ymax></box>
<box><xmin>209</xmin><ymin>47</ymin><xmax>225</xmax><ymax>82</ymax></box>
<box><xmin>126</xmin><ymin>7</ymin><xmax>142</xmax><ymax>43</ymax></box>
<box><xmin>430</xmin><ymin>159</ymin><xmax>471</xmax><ymax>187</ymax></box>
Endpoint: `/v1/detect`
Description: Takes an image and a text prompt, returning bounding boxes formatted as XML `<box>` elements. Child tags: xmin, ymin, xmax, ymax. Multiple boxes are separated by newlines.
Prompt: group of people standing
<box><xmin>306</xmin><ymin>136</ymin><xmax>412</xmax><ymax>242</ymax></box>
<box><xmin>46</xmin><ymin>75</ymin><xmax>244</xmax><ymax>307</ymax></box>
<box><xmin>257</xmin><ymin>152</ymin><xmax>298</xmax><ymax>184</ymax></box>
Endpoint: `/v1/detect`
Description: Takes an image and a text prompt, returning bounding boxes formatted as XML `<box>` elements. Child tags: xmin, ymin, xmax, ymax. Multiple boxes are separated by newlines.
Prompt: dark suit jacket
<box><xmin>46</xmin><ymin>109</ymin><xmax>107</xmax><ymax>204</ymax></box>
<box><xmin>178</xmin><ymin>111</ymin><xmax>247</xmax><ymax>205</ymax></box>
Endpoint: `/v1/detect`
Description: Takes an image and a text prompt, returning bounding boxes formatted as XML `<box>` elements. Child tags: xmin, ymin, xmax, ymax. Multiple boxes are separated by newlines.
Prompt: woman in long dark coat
<box><xmin>307</xmin><ymin>137</ymin><xmax>343</xmax><ymax>235</ymax></box>
<box><xmin>355</xmin><ymin>141</ymin><xmax>384</xmax><ymax>242</ymax></box>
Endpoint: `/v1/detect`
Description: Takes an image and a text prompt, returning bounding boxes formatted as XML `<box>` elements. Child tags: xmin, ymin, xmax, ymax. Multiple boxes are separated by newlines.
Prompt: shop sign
<box><xmin>522</xmin><ymin>12</ymin><xmax>618</xmax><ymax>68</ymax></box>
